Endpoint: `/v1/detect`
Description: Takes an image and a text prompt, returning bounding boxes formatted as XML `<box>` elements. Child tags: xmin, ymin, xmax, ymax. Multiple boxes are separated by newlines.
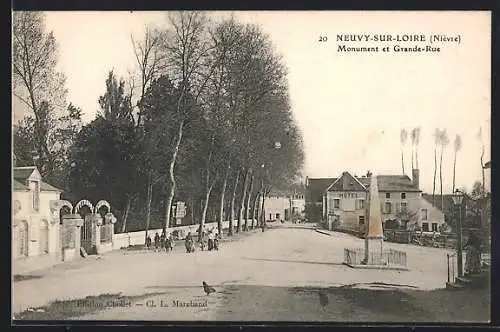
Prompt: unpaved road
<box><xmin>13</xmin><ymin>225</ymin><xmax>489</xmax><ymax>322</ymax></box>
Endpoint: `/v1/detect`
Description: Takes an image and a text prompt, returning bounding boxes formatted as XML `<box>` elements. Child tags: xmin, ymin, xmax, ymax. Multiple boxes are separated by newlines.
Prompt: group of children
<box><xmin>145</xmin><ymin>227</ymin><xmax>221</xmax><ymax>254</ymax></box>
<box><xmin>145</xmin><ymin>230</ymin><xmax>175</xmax><ymax>252</ymax></box>
<box><xmin>185</xmin><ymin>228</ymin><xmax>220</xmax><ymax>253</ymax></box>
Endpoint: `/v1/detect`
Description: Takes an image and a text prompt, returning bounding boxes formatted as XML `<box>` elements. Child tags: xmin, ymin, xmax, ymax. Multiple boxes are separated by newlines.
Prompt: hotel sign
<box><xmin>335</xmin><ymin>192</ymin><xmax>363</xmax><ymax>199</ymax></box>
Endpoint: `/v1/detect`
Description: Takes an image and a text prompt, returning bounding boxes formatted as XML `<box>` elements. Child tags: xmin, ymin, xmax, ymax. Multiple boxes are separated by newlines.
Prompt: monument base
<box><xmin>362</xmin><ymin>236</ymin><xmax>384</xmax><ymax>265</ymax></box>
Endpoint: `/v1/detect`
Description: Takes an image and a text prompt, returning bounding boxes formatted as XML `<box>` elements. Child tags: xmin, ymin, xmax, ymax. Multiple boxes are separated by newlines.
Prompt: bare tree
<box><xmin>439</xmin><ymin>129</ymin><xmax>449</xmax><ymax>209</ymax></box>
<box><xmin>130</xmin><ymin>26</ymin><xmax>166</xmax><ymax>129</ymax></box>
<box><xmin>414</xmin><ymin>127</ymin><xmax>421</xmax><ymax>169</ymax></box>
<box><xmin>477</xmin><ymin>127</ymin><xmax>486</xmax><ymax>227</ymax></box>
<box><xmin>12</xmin><ymin>12</ymin><xmax>68</xmax><ymax>176</ymax></box>
<box><xmin>432</xmin><ymin>128</ymin><xmax>440</xmax><ymax>205</ymax></box>
<box><xmin>452</xmin><ymin>134</ymin><xmax>462</xmax><ymax>194</ymax></box>
<box><xmin>400</xmin><ymin>129</ymin><xmax>408</xmax><ymax>175</ymax></box>
<box><xmin>159</xmin><ymin>12</ymin><xmax>219</xmax><ymax>231</ymax></box>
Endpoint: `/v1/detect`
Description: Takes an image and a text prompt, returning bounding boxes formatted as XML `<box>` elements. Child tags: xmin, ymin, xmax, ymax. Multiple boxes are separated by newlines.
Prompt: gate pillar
<box><xmin>61</xmin><ymin>214</ymin><xmax>83</xmax><ymax>261</ymax></box>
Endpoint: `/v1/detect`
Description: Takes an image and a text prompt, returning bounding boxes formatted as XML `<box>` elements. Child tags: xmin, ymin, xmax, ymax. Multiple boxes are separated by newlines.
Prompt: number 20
<box><xmin>319</xmin><ymin>36</ymin><xmax>328</xmax><ymax>42</ymax></box>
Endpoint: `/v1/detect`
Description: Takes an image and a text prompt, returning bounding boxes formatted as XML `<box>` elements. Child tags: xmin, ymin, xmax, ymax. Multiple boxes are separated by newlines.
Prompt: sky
<box><xmin>13</xmin><ymin>11</ymin><xmax>491</xmax><ymax>194</ymax></box>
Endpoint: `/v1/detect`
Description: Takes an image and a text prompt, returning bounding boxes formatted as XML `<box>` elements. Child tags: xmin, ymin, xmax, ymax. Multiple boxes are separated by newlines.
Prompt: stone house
<box><xmin>308</xmin><ymin>169</ymin><xmax>446</xmax><ymax>233</ymax></box>
<box><xmin>263</xmin><ymin>191</ymin><xmax>306</xmax><ymax>221</ymax></box>
<box><xmin>12</xmin><ymin>166</ymin><xmax>64</xmax><ymax>274</ymax></box>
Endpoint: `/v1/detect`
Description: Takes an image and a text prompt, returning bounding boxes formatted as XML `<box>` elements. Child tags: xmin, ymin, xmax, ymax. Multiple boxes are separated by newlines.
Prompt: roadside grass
<box><xmin>13</xmin><ymin>292</ymin><xmax>167</xmax><ymax>320</ymax></box>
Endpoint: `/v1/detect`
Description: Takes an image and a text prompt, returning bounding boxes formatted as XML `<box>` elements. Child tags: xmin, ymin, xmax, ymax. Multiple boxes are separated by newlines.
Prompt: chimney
<box><xmin>412</xmin><ymin>169</ymin><xmax>420</xmax><ymax>190</ymax></box>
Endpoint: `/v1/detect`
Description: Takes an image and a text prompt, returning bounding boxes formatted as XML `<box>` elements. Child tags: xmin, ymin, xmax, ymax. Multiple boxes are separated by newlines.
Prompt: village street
<box><xmin>13</xmin><ymin>223</ymin><xmax>489</xmax><ymax>322</ymax></box>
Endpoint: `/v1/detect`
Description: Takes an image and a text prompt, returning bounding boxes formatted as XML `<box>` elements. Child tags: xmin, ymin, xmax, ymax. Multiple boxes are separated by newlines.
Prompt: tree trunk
<box><xmin>439</xmin><ymin>145</ymin><xmax>444</xmax><ymax>210</ymax></box>
<box><xmin>238</xmin><ymin>169</ymin><xmax>250</xmax><ymax>233</ymax></box>
<box><xmin>401</xmin><ymin>148</ymin><xmax>405</xmax><ymax>175</ymax></box>
<box><xmin>190</xmin><ymin>197</ymin><xmax>195</xmax><ymax>225</ymax></box>
<box><xmin>411</xmin><ymin>144</ymin><xmax>414</xmax><ymax>170</ymax></box>
<box><xmin>251</xmin><ymin>192</ymin><xmax>260</xmax><ymax>229</ymax></box>
<box><xmin>260</xmin><ymin>187</ymin><xmax>267</xmax><ymax>226</ymax></box>
<box><xmin>416</xmin><ymin>146</ymin><xmax>419</xmax><ymax>169</ymax></box>
<box><xmin>121</xmin><ymin>196</ymin><xmax>133</xmax><ymax>233</ymax></box>
<box><xmin>432</xmin><ymin>145</ymin><xmax>437</xmax><ymax>205</ymax></box>
<box><xmin>228</xmin><ymin>169</ymin><xmax>241</xmax><ymax>236</ymax></box>
<box><xmin>144</xmin><ymin>172</ymin><xmax>153</xmax><ymax>242</ymax></box>
<box><xmin>481</xmin><ymin>148</ymin><xmax>486</xmax><ymax>227</ymax></box>
<box><xmin>245</xmin><ymin>174</ymin><xmax>254</xmax><ymax>230</ymax></box>
<box><xmin>164</xmin><ymin>119</ymin><xmax>184</xmax><ymax>232</ymax></box>
<box><xmin>218</xmin><ymin>163</ymin><xmax>230</xmax><ymax>235</ymax></box>
<box><xmin>199</xmin><ymin>180</ymin><xmax>216</xmax><ymax>242</ymax></box>
<box><xmin>452</xmin><ymin>151</ymin><xmax>457</xmax><ymax>194</ymax></box>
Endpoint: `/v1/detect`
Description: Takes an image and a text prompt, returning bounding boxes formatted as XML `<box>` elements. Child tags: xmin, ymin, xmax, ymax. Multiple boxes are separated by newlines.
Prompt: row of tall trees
<box><xmin>399</xmin><ymin>126</ymin><xmax>488</xmax><ymax>223</ymax></box>
<box><xmin>12</xmin><ymin>12</ymin><xmax>305</xmax><ymax>240</ymax></box>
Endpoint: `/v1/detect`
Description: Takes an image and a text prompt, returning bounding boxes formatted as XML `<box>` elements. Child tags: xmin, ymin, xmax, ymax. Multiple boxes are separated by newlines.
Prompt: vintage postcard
<box><xmin>12</xmin><ymin>10</ymin><xmax>491</xmax><ymax>323</ymax></box>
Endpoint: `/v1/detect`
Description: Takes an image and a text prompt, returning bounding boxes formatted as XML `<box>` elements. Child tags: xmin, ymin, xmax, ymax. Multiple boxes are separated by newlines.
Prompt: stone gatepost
<box><xmin>61</xmin><ymin>214</ymin><xmax>83</xmax><ymax>261</ymax></box>
<box><xmin>86</xmin><ymin>214</ymin><xmax>103</xmax><ymax>254</ymax></box>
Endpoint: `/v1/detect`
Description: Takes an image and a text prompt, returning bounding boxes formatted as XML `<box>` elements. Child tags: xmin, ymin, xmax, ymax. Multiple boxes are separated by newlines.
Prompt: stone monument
<box><xmin>363</xmin><ymin>174</ymin><xmax>384</xmax><ymax>265</ymax></box>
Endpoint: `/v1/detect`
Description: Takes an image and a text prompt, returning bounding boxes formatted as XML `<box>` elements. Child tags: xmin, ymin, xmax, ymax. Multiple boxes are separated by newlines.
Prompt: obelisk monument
<box><xmin>363</xmin><ymin>173</ymin><xmax>384</xmax><ymax>264</ymax></box>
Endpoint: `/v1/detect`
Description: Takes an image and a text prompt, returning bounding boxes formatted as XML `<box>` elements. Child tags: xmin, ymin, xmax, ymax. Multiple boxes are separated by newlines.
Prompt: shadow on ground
<box><xmin>242</xmin><ymin>257</ymin><xmax>345</xmax><ymax>267</ymax></box>
<box><xmin>215</xmin><ymin>284</ymin><xmax>490</xmax><ymax>322</ymax></box>
<box><xmin>13</xmin><ymin>275</ymin><xmax>43</xmax><ymax>283</ymax></box>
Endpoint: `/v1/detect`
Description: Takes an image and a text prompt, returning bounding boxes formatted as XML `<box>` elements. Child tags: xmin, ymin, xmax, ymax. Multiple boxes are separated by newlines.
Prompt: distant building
<box><xmin>263</xmin><ymin>190</ymin><xmax>305</xmax><ymax>221</ymax></box>
<box><xmin>306</xmin><ymin>169</ymin><xmax>446</xmax><ymax>233</ymax></box>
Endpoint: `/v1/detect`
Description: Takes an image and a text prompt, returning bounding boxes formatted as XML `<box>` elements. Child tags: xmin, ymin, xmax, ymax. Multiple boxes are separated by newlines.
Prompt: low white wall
<box><xmin>112</xmin><ymin>220</ymin><xmax>256</xmax><ymax>250</ymax></box>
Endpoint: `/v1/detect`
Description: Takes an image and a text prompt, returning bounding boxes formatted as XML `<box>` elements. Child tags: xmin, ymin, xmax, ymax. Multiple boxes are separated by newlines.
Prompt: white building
<box><xmin>12</xmin><ymin>166</ymin><xmax>63</xmax><ymax>274</ymax></box>
<box><xmin>315</xmin><ymin>169</ymin><xmax>446</xmax><ymax>233</ymax></box>
<box><xmin>263</xmin><ymin>192</ymin><xmax>306</xmax><ymax>221</ymax></box>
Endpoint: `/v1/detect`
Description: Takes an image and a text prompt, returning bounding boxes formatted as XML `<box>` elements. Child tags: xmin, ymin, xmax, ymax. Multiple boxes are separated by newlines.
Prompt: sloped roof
<box><xmin>306</xmin><ymin>178</ymin><xmax>336</xmax><ymax>203</ymax></box>
<box><xmin>422</xmin><ymin>193</ymin><xmax>458</xmax><ymax>215</ymax></box>
<box><xmin>327</xmin><ymin>172</ymin><xmax>367</xmax><ymax>192</ymax></box>
<box><xmin>13</xmin><ymin>167</ymin><xmax>37</xmax><ymax>180</ymax></box>
<box><xmin>13</xmin><ymin>166</ymin><xmax>63</xmax><ymax>192</ymax></box>
<box><xmin>375</xmin><ymin>175</ymin><xmax>420</xmax><ymax>192</ymax></box>
<box><xmin>40</xmin><ymin>181</ymin><xmax>62</xmax><ymax>192</ymax></box>
<box><xmin>13</xmin><ymin>179</ymin><xmax>29</xmax><ymax>191</ymax></box>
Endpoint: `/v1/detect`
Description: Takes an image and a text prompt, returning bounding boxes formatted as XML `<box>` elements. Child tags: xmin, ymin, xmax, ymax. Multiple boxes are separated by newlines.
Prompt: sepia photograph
<box><xmin>11</xmin><ymin>10</ymin><xmax>491</xmax><ymax>323</ymax></box>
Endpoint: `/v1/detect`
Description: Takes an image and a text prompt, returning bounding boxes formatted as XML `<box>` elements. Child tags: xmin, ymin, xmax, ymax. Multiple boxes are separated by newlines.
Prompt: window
<box><xmin>275</xmin><ymin>213</ymin><xmax>280</xmax><ymax>219</ymax></box>
<box><xmin>18</xmin><ymin>221</ymin><xmax>29</xmax><ymax>257</ymax></box>
<box><xmin>401</xmin><ymin>202</ymin><xmax>408</xmax><ymax>213</ymax></box>
<box><xmin>421</xmin><ymin>209</ymin><xmax>428</xmax><ymax>221</ymax></box>
<box><xmin>385</xmin><ymin>193</ymin><xmax>391</xmax><ymax>199</ymax></box>
<box><xmin>39</xmin><ymin>220</ymin><xmax>49</xmax><ymax>254</ymax></box>
<box><xmin>334</xmin><ymin>199</ymin><xmax>340</xmax><ymax>209</ymax></box>
<box><xmin>432</xmin><ymin>223</ymin><xmax>438</xmax><ymax>232</ymax></box>
<box><xmin>32</xmin><ymin>181</ymin><xmax>40</xmax><ymax>212</ymax></box>
<box><xmin>356</xmin><ymin>199</ymin><xmax>365</xmax><ymax>210</ymax></box>
<box><xmin>384</xmin><ymin>202</ymin><xmax>392</xmax><ymax>214</ymax></box>
<box><xmin>401</xmin><ymin>193</ymin><xmax>406</xmax><ymax>199</ymax></box>
<box><xmin>422</xmin><ymin>222</ymin><xmax>429</xmax><ymax>232</ymax></box>
<box><xmin>358</xmin><ymin>216</ymin><xmax>365</xmax><ymax>224</ymax></box>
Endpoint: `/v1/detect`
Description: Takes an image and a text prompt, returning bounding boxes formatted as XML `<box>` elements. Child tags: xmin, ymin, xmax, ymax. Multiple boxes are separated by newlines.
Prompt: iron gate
<box><xmin>81</xmin><ymin>215</ymin><xmax>93</xmax><ymax>252</ymax></box>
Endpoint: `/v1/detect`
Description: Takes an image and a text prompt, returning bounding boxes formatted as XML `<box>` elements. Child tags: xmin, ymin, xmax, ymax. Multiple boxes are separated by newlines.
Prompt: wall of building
<box><xmin>264</xmin><ymin>196</ymin><xmax>289</xmax><ymax>221</ymax></box>
<box><xmin>418</xmin><ymin>197</ymin><xmax>446</xmax><ymax>231</ymax></box>
<box><xmin>379</xmin><ymin>191</ymin><xmax>421</xmax><ymax>224</ymax></box>
<box><xmin>12</xmin><ymin>189</ymin><xmax>62</xmax><ymax>274</ymax></box>
<box><xmin>326</xmin><ymin>191</ymin><xmax>368</xmax><ymax>231</ymax></box>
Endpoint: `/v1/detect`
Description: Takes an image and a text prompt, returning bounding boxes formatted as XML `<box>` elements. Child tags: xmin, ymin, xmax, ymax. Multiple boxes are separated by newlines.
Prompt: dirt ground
<box><xmin>12</xmin><ymin>224</ymin><xmax>490</xmax><ymax>322</ymax></box>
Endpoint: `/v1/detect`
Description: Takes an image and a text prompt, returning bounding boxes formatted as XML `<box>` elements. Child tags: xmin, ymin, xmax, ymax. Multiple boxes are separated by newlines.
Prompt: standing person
<box><xmin>160</xmin><ymin>231</ymin><xmax>166</xmax><ymax>253</ymax></box>
<box><xmin>185</xmin><ymin>232</ymin><xmax>194</xmax><ymax>253</ymax></box>
<box><xmin>145</xmin><ymin>234</ymin><xmax>152</xmax><ymax>251</ymax></box>
<box><xmin>464</xmin><ymin>230</ymin><xmax>482</xmax><ymax>275</ymax></box>
<box><xmin>166</xmin><ymin>232</ymin><xmax>173</xmax><ymax>252</ymax></box>
<box><xmin>207</xmin><ymin>231</ymin><xmax>214</xmax><ymax>251</ymax></box>
<box><xmin>154</xmin><ymin>232</ymin><xmax>160</xmax><ymax>252</ymax></box>
<box><xmin>213</xmin><ymin>231</ymin><xmax>220</xmax><ymax>250</ymax></box>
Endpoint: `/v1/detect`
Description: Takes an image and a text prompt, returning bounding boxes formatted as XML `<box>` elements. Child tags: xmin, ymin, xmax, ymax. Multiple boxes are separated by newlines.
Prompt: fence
<box><xmin>344</xmin><ymin>248</ymin><xmax>407</xmax><ymax>268</ymax></box>
<box><xmin>100</xmin><ymin>224</ymin><xmax>113</xmax><ymax>243</ymax></box>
